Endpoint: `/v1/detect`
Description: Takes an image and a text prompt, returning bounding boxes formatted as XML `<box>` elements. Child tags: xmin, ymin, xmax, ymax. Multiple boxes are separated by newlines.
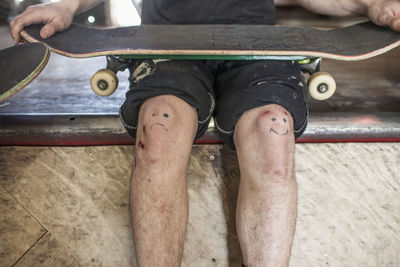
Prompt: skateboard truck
<box><xmin>90</xmin><ymin>56</ymin><xmax>337</xmax><ymax>100</ymax></box>
<box><xmin>299</xmin><ymin>57</ymin><xmax>336</xmax><ymax>101</ymax></box>
<box><xmin>90</xmin><ymin>56</ymin><xmax>131</xmax><ymax>96</ymax></box>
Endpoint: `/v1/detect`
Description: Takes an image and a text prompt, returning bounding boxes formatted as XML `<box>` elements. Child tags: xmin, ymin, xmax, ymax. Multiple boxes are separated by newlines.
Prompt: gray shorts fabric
<box><xmin>119</xmin><ymin>59</ymin><xmax>308</xmax><ymax>149</ymax></box>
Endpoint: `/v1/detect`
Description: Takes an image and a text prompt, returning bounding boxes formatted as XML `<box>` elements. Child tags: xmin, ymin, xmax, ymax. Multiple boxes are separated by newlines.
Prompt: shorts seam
<box><xmin>199</xmin><ymin>92</ymin><xmax>215</xmax><ymax>124</ymax></box>
<box><xmin>215</xmin><ymin>103</ymin><xmax>308</xmax><ymax>136</ymax></box>
<box><xmin>119</xmin><ymin>92</ymin><xmax>216</xmax><ymax>131</ymax></box>
<box><xmin>119</xmin><ymin>107</ymin><xmax>137</xmax><ymax>131</ymax></box>
<box><xmin>294</xmin><ymin>103</ymin><xmax>308</xmax><ymax>134</ymax></box>
<box><xmin>215</xmin><ymin>119</ymin><xmax>234</xmax><ymax>135</ymax></box>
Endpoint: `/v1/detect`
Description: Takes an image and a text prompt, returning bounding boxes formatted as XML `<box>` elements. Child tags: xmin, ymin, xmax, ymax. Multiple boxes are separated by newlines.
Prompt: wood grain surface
<box><xmin>0</xmin><ymin>144</ymin><xmax>399</xmax><ymax>266</ymax></box>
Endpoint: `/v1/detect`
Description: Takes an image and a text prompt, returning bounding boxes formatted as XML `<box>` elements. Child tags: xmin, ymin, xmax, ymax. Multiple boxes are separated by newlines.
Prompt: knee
<box><xmin>235</xmin><ymin>104</ymin><xmax>294</xmax><ymax>146</ymax></box>
<box><xmin>139</xmin><ymin>97</ymin><xmax>177</xmax><ymax>141</ymax></box>
<box><xmin>234</xmin><ymin>105</ymin><xmax>295</xmax><ymax>179</ymax></box>
<box><xmin>256</xmin><ymin>105</ymin><xmax>293</xmax><ymax>139</ymax></box>
<box><xmin>135</xmin><ymin>95</ymin><xmax>197</xmax><ymax>162</ymax></box>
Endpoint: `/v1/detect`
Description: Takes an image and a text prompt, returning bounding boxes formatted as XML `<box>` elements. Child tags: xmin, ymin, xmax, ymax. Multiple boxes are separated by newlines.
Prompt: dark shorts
<box><xmin>120</xmin><ymin>59</ymin><xmax>308</xmax><ymax>149</ymax></box>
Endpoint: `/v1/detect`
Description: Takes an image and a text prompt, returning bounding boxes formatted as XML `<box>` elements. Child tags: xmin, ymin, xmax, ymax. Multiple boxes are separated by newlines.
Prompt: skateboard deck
<box><xmin>21</xmin><ymin>21</ymin><xmax>400</xmax><ymax>61</ymax></box>
<box><xmin>0</xmin><ymin>42</ymin><xmax>50</xmax><ymax>102</ymax></box>
<box><xmin>19</xmin><ymin>22</ymin><xmax>400</xmax><ymax>100</ymax></box>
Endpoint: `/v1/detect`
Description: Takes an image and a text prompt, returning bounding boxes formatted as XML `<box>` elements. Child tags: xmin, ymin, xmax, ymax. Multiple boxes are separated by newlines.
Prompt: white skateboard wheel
<box><xmin>308</xmin><ymin>72</ymin><xmax>336</xmax><ymax>101</ymax></box>
<box><xmin>90</xmin><ymin>69</ymin><xmax>118</xmax><ymax>96</ymax></box>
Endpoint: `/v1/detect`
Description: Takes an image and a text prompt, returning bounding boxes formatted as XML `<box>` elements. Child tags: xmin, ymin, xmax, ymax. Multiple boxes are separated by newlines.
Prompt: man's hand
<box><xmin>367</xmin><ymin>0</ymin><xmax>400</xmax><ymax>32</ymax></box>
<box><xmin>9</xmin><ymin>1</ymin><xmax>76</xmax><ymax>44</ymax></box>
<box><xmin>9</xmin><ymin>0</ymin><xmax>103</xmax><ymax>44</ymax></box>
<box><xmin>293</xmin><ymin>0</ymin><xmax>400</xmax><ymax>32</ymax></box>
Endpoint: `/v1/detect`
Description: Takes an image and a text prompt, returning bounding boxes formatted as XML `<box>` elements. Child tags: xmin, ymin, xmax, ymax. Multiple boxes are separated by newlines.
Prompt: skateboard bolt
<box><xmin>97</xmin><ymin>80</ymin><xmax>108</xmax><ymax>90</ymax></box>
<box><xmin>317</xmin><ymin>83</ymin><xmax>328</xmax><ymax>94</ymax></box>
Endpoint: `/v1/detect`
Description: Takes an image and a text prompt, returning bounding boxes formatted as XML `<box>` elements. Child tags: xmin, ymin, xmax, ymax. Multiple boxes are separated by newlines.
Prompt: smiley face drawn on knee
<box><xmin>268</xmin><ymin>113</ymin><xmax>290</xmax><ymax>136</ymax></box>
<box><xmin>137</xmin><ymin>111</ymin><xmax>170</xmax><ymax>150</ymax></box>
<box><xmin>148</xmin><ymin>112</ymin><xmax>170</xmax><ymax>132</ymax></box>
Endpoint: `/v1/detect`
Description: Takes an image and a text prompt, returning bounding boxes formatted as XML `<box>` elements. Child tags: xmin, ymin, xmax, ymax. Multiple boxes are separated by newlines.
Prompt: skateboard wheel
<box><xmin>90</xmin><ymin>69</ymin><xmax>118</xmax><ymax>96</ymax></box>
<box><xmin>308</xmin><ymin>72</ymin><xmax>336</xmax><ymax>101</ymax></box>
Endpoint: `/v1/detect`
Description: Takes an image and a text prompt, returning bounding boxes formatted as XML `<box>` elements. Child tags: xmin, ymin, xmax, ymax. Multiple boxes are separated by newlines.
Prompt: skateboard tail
<box><xmin>0</xmin><ymin>44</ymin><xmax>50</xmax><ymax>102</ymax></box>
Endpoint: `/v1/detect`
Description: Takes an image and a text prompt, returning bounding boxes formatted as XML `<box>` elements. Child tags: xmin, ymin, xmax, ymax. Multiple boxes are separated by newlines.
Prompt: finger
<box><xmin>40</xmin><ymin>23</ymin><xmax>57</xmax><ymax>39</ymax></box>
<box><xmin>40</xmin><ymin>17</ymin><xmax>72</xmax><ymax>39</ymax></box>
<box><xmin>391</xmin><ymin>17</ymin><xmax>400</xmax><ymax>31</ymax></box>
<box><xmin>381</xmin><ymin>1</ymin><xmax>400</xmax><ymax>31</ymax></box>
<box><xmin>380</xmin><ymin>12</ymin><xmax>400</xmax><ymax>31</ymax></box>
<box><xmin>10</xmin><ymin>21</ymin><xmax>26</xmax><ymax>44</ymax></box>
<box><xmin>9</xmin><ymin>8</ymin><xmax>49</xmax><ymax>43</ymax></box>
<box><xmin>10</xmin><ymin>13</ymin><xmax>24</xmax><ymax>44</ymax></box>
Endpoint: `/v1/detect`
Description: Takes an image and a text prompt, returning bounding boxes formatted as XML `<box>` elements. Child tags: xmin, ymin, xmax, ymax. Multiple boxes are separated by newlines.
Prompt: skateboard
<box><xmin>20</xmin><ymin>21</ymin><xmax>400</xmax><ymax>100</ymax></box>
<box><xmin>0</xmin><ymin>42</ymin><xmax>50</xmax><ymax>102</ymax></box>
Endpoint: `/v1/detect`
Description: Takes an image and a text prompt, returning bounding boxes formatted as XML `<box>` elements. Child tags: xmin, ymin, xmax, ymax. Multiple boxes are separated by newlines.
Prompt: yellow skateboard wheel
<box><xmin>308</xmin><ymin>72</ymin><xmax>336</xmax><ymax>101</ymax></box>
<box><xmin>90</xmin><ymin>69</ymin><xmax>118</xmax><ymax>96</ymax></box>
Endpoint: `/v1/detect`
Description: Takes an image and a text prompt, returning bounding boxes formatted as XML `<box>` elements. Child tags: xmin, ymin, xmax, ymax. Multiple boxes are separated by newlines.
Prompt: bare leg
<box><xmin>130</xmin><ymin>95</ymin><xmax>198</xmax><ymax>267</ymax></box>
<box><xmin>234</xmin><ymin>104</ymin><xmax>297</xmax><ymax>267</ymax></box>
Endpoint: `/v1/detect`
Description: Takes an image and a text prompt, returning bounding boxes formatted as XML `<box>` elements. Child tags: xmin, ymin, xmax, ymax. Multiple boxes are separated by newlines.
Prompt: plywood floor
<box><xmin>0</xmin><ymin>144</ymin><xmax>399</xmax><ymax>266</ymax></box>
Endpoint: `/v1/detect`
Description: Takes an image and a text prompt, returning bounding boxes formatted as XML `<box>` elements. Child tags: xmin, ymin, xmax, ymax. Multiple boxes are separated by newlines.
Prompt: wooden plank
<box><xmin>292</xmin><ymin>143</ymin><xmax>400</xmax><ymax>266</ymax></box>
<box><xmin>14</xmin><ymin>232</ymin><xmax>82</xmax><ymax>266</ymax></box>
<box><xmin>184</xmin><ymin>145</ymin><xmax>242</xmax><ymax>266</ymax></box>
<box><xmin>0</xmin><ymin>144</ymin><xmax>399</xmax><ymax>266</ymax></box>
<box><xmin>0</xmin><ymin>185</ymin><xmax>46</xmax><ymax>266</ymax></box>
<box><xmin>187</xmin><ymin>144</ymin><xmax>400</xmax><ymax>266</ymax></box>
<box><xmin>0</xmin><ymin>146</ymin><xmax>136</xmax><ymax>266</ymax></box>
